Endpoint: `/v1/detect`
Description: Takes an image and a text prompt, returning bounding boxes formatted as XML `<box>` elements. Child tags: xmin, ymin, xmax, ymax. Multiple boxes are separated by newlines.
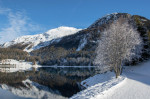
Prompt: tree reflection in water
<box><xmin>0</xmin><ymin>66</ymin><xmax>96</xmax><ymax>99</ymax></box>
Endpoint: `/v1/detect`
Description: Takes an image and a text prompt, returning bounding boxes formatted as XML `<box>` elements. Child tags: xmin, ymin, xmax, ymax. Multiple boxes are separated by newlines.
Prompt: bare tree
<box><xmin>94</xmin><ymin>18</ymin><xmax>142</xmax><ymax>78</ymax></box>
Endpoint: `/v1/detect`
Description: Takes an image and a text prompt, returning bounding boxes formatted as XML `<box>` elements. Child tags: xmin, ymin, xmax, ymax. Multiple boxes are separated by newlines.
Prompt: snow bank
<box><xmin>70</xmin><ymin>71</ymin><xmax>126</xmax><ymax>99</ymax></box>
<box><xmin>71</xmin><ymin>60</ymin><xmax>150</xmax><ymax>99</ymax></box>
<box><xmin>124</xmin><ymin>60</ymin><xmax>150</xmax><ymax>76</ymax></box>
<box><xmin>102</xmin><ymin>60</ymin><xmax>150</xmax><ymax>99</ymax></box>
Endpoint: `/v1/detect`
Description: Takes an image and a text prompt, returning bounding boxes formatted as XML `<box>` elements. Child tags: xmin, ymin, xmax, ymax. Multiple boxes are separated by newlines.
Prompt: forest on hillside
<box><xmin>0</xmin><ymin>48</ymin><xmax>40</xmax><ymax>63</ymax></box>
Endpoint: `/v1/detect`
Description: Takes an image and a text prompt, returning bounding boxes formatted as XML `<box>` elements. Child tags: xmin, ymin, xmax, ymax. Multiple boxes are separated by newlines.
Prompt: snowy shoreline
<box><xmin>39</xmin><ymin>66</ymin><xmax>97</xmax><ymax>68</ymax></box>
<box><xmin>70</xmin><ymin>60</ymin><xmax>150</xmax><ymax>99</ymax></box>
<box><xmin>70</xmin><ymin>72</ymin><xmax>126</xmax><ymax>99</ymax></box>
<box><xmin>0</xmin><ymin>59</ymin><xmax>40</xmax><ymax>72</ymax></box>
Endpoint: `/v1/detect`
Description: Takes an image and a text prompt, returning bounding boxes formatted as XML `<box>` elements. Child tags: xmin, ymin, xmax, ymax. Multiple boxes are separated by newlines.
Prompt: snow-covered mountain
<box><xmin>31</xmin><ymin>13</ymin><xmax>150</xmax><ymax>66</ymax></box>
<box><xmin>1</xmin><ymin>13</ymin><xmax>150</xmax><ymax>66</ymax></box>
<box><xmin>1</xmin><ymin>79</ymin><xmax>67</xmax><ymax>99</ymax></box>
<box><xmin>1</xmin><ymin>26</ymin><xmax>81</xmax><ymax>52</ymax></box>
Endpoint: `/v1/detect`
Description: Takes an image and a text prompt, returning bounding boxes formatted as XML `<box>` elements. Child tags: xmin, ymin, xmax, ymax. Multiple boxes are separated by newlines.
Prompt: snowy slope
<box><xmin>101</xmin><ymin>72</ymin><xmax>150</xmax><ymax>99</ymax></box>
<box><xmin>2</xmin><ymin>26</ymin><xmax>81</xmax><ymax>52</ymax></box>
<box><xmin>71</xmin><ymin>60</ymin><xmax>150</xmax><ymax>99</ymax></box>
<box><xmin>70</xmin><ymin>72</ymin><xmax>126</xmax><ymax>99</ymax></box>
<box><xmin>98</xmin><ymin>61</ymin><xmax>150</xmax><ymax>99</ymax></box>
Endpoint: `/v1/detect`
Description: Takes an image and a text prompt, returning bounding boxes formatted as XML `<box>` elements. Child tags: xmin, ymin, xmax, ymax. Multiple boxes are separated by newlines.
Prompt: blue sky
<box><xmin>0</xmin><ymin>0</ymin><xmax>150</xmax><ymax>43</ymax></box>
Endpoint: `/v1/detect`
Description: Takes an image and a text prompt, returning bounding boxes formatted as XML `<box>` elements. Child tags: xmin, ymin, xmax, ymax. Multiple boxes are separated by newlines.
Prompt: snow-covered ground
<box><xmin>0</xmin><ymin>59</ymin><xmax>39</xmax><ymax>72</ymax></box>
<box><xmin>71</xmin><ymin>60</ymin><xmax>150</xmax><ymax>99</ymax></box>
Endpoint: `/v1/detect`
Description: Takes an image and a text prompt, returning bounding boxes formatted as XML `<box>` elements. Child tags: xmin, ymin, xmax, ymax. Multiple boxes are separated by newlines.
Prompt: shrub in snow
<box><xmin>94</xmin><ymin>17</ymin><xmax>143</xmax><ymax>78</ymax></box>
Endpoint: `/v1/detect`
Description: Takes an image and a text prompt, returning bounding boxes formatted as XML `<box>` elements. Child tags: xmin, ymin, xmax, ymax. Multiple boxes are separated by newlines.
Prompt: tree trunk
<box><xmin>116</xmin><ymin>68</ymin><xmax>121</xmax><ymax>78</ymax></box>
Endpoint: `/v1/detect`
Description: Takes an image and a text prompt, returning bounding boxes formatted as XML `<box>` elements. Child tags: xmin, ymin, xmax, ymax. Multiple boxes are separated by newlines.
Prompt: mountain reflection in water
<box><xmin>0</xmin><ymin>66</ymin><xmax>96</xmax><ymax>99</ymax></box>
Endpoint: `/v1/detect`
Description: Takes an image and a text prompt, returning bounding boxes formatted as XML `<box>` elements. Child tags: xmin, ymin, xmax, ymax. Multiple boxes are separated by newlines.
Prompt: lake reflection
<box><xmin>0</xmin><ymin>66</ymin><xmax>96</xmax><ymax>99</ymax></box>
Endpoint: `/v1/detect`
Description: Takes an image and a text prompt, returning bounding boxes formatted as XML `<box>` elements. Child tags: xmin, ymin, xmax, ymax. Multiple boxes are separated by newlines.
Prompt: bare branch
<box><xmin>94</xmin><ymin>18</ymin><xmax>143</xmax><ymax>78</ymax></box>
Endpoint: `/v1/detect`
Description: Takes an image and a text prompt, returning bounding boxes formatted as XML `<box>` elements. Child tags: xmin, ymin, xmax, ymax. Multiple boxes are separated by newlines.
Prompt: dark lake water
<box><xmin>0</xmin><ymin>66</ymin><xmax>96</xmax><ymax>99</ymax></box>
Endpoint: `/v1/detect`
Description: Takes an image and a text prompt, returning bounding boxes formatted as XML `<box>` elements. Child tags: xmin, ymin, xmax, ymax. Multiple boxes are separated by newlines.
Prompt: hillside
<box><xmin>31</xmin><ymin>13</ymin><xmax>150</xmax><ymax>66</ymax></box>
<box><xmin>0</xmin><ymin>48</ymin><xmax>39</xmax><ymax>62</ymax></box>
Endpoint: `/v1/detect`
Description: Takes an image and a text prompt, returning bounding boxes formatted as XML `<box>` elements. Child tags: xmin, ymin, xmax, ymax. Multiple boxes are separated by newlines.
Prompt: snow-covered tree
<box><xmin>94</xmin><ymin>18</ymin><xmax>143</xmax><ymax>78</ymax></box>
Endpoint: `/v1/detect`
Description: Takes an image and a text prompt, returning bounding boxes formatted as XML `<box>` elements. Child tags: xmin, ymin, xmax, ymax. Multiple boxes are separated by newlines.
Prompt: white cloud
<box><xmin>0</xmin><ymin>7</ymin><xmax>45</xmax><ymax>44</ymax></box>
<box><xmin>0</xmin><ymin>7</ymin><xmax>10</xmax><ymax>14</ymax></box>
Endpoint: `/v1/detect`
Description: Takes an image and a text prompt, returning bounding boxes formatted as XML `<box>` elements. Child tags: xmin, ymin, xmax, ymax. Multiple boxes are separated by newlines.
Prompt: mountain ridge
<box><xmin>1</xmin><ymin>26</ymin><xmax>81</xmax><ymax>52</ymax></box>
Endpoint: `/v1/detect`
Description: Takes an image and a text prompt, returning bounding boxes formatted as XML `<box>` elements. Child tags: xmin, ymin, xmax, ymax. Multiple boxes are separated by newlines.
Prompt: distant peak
<box><xmin>88</xmin><ymin>13</ymin><xmax>131</xmax><ymax>29</ymax></box>
<box><xmin>57</xmin><ymin>26</ymin><xmax>78</xmax><ymax>29</ymax></box>
<box><xmin>2</xmin><ymin>26</ymin><xmax>82</xmax><ymax>52</ymax></box>
<box><xmin>45</xmin><ymin>26</ymin><xmax>82</xmax><ymax>35</ymax></box>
